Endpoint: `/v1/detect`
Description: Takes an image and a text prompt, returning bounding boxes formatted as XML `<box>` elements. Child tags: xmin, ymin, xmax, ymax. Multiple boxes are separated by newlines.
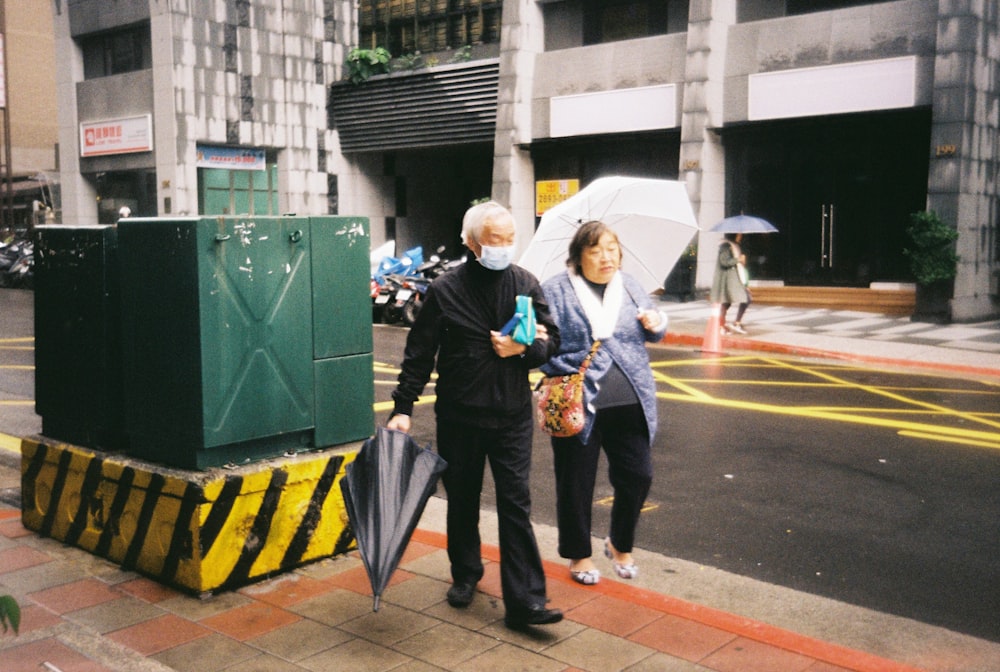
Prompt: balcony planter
<box><xmin>904</xmin><ymin>210</ymin><xmax>958</xmax><ymax>324</ymax></box>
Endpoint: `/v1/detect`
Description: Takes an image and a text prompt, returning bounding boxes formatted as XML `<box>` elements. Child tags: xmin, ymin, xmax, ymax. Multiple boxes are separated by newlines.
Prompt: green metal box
<box><xmin>116</xmin><ymin>216</ymin><xmax>373</xmax><ymax>469</ymax></box>
<box><xmin>33</xmin><ymin>225</ymin><xmax>125</xmax><ymax>450</ymax></box>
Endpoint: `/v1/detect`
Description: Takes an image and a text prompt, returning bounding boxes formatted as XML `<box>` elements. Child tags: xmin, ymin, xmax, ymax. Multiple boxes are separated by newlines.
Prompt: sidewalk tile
<box><xmin>247</xmin><ymin>618</ymin><xmax>350</xmax><ymax>661</ymax></box>
<box><xmin>0</xmin><ymin>638</ymin><xmax>114</xmax><ymax>672</ymax></box>
<box><xmin>200</xmin><ymin>600</ymin><xmax>302</xmax><ymax>641</ymax></box>
<box><xmin>543</xmin><ymin>627</ymin><xmax>655</xmax><ymax>670</ymax></box>
<box><xmin>151</xmin><ymin>632</ymin><xmax>260</xmax><ymax>672</ymax></box>
<box><xmin>565</xmin><ymin>593</ymin><xmax>662</xmax><ymax>637</ymax></box>
<box><xmin>393</xmin><ymin>622</ymin><xmax>501</xmax><ymax>668</ymax></box>
<box><xmin>64</xmin><ymin>595</ymin><xmax>165</xmax><ymax>633</ymax></box>
<box><xmin>106</xmin><ymin>612</ymin><xmax>211</xmax><ymax>655</ymax></box>
<box><xmin>240</xmin><ymin>573</ymin><xmax>334</xmax><ymax>608</ymax></box>
<box><xmin>338</xmin><ymin>603</ymin><xmax>440</xmax><ymax>645</ymax></box>
<box><xmin>10</xmin><ymin>603</ymin><xmax>61</xmax><ymax>635</ymax></box>
<box><xmin>456</xmin><ymin>641</ymin><xmax>566</xmax><ymax>672</ymax></box>
<box><xmin>0</xmin><ymin>545</ymin><xmax>51</xmax><ymax>573</ymax></box>
<box><xmin>298</xmin><ymin>637</ymin><xmax>410</xmax><ymax>672</ymax></box>
<box><xmin>701</xmin><ymin>636</ymin><xmax>815</xmax><ymax>672</ymax></box>
<box><xmin>28</xmin><ymin>577</ymin><xmax>119</xmax><ymax>615</ymax></box>
<box><xmin>117</xmin><ymin>576</ymin><xmax>182</xmax><ymax>604</ymax></box>
<box><xmin>628</xmin><ymin>613</ymin><xmax>736</xmax><ymax>661</ymax></box>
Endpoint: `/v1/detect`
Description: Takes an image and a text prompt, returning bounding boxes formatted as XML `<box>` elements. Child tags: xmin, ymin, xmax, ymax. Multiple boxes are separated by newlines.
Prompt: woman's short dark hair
<box><xmin>567</xmin><ymin>220</ymin><xmax>621</xmax><ymax>274</ymax></box>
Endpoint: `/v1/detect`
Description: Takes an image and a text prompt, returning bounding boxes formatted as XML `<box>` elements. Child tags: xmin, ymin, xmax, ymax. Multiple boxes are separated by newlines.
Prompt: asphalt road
<box><xmin>2</xmin><ymin>288</ymin><xmax>998</xmax><ymax>643</ymax></box>
<box><xmin>372</xmin><ymin>323</ymin><xmax>1000</xmax><ymax>644</ymax></box>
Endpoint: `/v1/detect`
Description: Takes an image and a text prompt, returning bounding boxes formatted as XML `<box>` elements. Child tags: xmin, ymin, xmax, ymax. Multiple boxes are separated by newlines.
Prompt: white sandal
<box><xmin>570</xmin><ymin>567</ymin><xmax>601</xmax><ymax>585</ymax></box>
<box><xmin>604</xmin><ymin>539</ymin><xmax>638</xmax><ymax>580</ymax></box>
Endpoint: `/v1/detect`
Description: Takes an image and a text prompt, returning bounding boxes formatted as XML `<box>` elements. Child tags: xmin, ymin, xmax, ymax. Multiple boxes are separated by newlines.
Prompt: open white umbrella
<box><xmin>518</xmin><ymin>176</ymin><xmax>699</xmax><ymax>292</ymax></box>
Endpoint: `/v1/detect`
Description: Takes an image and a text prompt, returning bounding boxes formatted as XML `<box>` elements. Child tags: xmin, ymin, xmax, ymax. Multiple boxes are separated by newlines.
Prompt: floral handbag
<box><xmin>533</xmin><ymin>341</ymin><xmax>600</xmax><ymax>437</ymax></box>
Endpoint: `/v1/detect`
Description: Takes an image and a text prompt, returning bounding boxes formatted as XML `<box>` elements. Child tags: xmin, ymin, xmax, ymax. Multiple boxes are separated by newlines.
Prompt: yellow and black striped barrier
<box><xmin>20</xmin><ymin>438</ymin><xmax>359</xmax><ymax>594</ymax></box>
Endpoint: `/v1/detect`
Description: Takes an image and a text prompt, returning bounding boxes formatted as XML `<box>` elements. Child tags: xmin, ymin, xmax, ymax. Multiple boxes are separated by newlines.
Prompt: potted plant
<box><xmin>904</xmin><ymin>210</ymin><xmax>958</xmax><ymax>323</ymax></box>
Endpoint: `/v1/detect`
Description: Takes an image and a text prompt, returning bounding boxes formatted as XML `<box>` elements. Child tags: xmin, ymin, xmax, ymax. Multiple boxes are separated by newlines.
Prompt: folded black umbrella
<box><xmin>339</xmin><ymin>426</ymin><xmax>447</xmax><ymax>611</ymax></box>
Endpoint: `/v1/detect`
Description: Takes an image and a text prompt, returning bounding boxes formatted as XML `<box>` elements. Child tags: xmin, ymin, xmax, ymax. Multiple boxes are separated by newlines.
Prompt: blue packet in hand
<box><xmin>499</xmin><ymin>295</ymin><xmax>536</xmax><ymax>345</ymax></box>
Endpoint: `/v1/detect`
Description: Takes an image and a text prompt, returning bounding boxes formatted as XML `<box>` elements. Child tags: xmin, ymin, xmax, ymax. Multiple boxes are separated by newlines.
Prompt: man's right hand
<box><xmin>386</xmin><ymin>414</ymin><xmax>411</xmax><ymax>433</ymax></box>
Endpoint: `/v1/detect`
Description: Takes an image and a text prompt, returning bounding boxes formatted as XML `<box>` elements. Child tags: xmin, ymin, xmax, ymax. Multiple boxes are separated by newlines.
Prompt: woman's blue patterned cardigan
<box><xmin>539</xmin><ymin>270</ymin><xmax>667</xmax><ymax>444</ymax></box>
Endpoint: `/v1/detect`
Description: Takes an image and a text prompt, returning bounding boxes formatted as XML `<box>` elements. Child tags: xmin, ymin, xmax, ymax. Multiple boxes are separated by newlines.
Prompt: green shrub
<box><xmin>346</xmin><ymin>47</ymin><xmax>391</xmax><ymax>84</ymax></box>
<box><xmin>903</xmin><ymin>210</ymin><xmax>958</xmax><ymax>285</ymax></box>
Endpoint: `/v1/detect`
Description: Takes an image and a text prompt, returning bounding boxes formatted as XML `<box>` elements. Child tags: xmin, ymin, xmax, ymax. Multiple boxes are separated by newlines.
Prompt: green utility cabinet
<box><xmin>34</xmin><ymin>225</ymin><xmax>125</xmax><ymax>450</ymax></box>
<box><xmin>116</xmin><ymin>216</ymin><xmax>373</xmax><ymax>469</ymax></box>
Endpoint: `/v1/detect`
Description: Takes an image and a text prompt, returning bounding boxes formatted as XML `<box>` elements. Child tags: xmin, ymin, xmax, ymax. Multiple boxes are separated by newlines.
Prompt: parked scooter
<box><xmin>0</xmin><ymin>233</ymin><xmax>33</xmax><ymax>289</ymax></box>
<box><xmin>371</xmin><ymin>245</ymin><xmax>423</xmax><ymax>323</ymax></box>
<box><xmin>398</xmin><ymin>246</ymin><xmax>465</xmax><ymax>326</ymax></box>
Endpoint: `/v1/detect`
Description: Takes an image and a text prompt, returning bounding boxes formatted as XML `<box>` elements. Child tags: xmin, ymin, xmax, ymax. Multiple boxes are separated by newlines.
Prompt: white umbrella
<box><xmin>518</xmin><ymin>176</ymin><xmax>699</xmax><ymax>292</ymax></box>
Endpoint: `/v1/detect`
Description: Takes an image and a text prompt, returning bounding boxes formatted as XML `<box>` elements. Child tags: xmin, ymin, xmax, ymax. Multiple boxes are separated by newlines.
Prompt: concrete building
<box><xmin>51</xmin><ymin>1</ymin><xmax>999</xmax><ymax>321</ymax></box>
<box><xmin>0</xmin><ymin>0</ymin><xmax>58</xmax><ymax>230</ymax></box>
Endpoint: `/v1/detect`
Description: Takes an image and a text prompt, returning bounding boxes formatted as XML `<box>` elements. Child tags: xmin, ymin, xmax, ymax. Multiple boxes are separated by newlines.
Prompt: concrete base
<box><xmin>20</xmin><ymin>436</ymin><xmax>360</xmax><ymax>594</ymax></box>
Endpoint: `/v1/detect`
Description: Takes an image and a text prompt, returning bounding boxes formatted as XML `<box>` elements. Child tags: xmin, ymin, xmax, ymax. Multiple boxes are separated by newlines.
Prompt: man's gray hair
<box><xmin>461</xmin><ymin>200</ymin><xmax>511</xmax><ymax>246</ymax></box>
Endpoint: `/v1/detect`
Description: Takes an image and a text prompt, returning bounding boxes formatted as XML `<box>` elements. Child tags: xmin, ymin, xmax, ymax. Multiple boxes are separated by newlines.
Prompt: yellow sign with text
<box><xmin>535</xmin><ymin>179</ymin><xmax>580</xmax><ymax>217</ymax></box>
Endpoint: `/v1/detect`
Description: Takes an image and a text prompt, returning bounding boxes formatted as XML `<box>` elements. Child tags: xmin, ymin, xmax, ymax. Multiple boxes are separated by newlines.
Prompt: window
<box><xmin>358</xmin><ymin>0</ymin><xmax>502</xmax><ymax>55</ymax></box>
<box><xmin>583</xmin><ymin>0</ymin><xmax>670</xmax><ymax>45</ymax></box>
<box><xmin>81</xmin><ymin>24</ymin><xmax>152</xmax><ymax>79</ymax></box>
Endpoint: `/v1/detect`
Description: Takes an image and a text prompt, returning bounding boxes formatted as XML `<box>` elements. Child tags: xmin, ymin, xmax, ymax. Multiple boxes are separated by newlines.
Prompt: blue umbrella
<box><xmin>710</xmin><ymin>214</ymin><xmax>778</xmax><ymax>234</ymax></box>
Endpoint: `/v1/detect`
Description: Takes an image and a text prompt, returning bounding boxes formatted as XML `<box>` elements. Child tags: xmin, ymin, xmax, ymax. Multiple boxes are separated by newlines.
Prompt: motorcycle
<box><xmin>398</xmin><ymin>246</ymin><xmax>465</xmax><ymax>326</ymax></box>
<box><xmin>0</xmin><ymin>234</ymin><xmax>33</xmax><ymax>289</ymax></box>
<box><xmin>376</xmin><ymin>273</ymin><xmax>412</xmax><ymax>325</ymax></box>
<box><xmin>371</xmin><ymin>245</ymin><xmax>423</xmax><ymax>323</ymax></box>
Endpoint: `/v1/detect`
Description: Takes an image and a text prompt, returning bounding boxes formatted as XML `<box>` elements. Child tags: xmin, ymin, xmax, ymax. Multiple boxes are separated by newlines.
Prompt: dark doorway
<box><xmin>726</xmin><ymin>109</ymin><xmax>931</xmax><ymax>286</ymax></box>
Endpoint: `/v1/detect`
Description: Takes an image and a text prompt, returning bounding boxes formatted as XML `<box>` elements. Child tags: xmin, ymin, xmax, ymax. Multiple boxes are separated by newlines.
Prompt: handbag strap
<box><xmin>577</xmin><ymin>340</ymin><xmax>601</xmax><ymax>374</ymax></box>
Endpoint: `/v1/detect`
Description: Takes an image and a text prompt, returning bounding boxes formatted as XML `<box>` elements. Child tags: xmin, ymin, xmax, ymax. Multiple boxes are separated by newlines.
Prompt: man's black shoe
<box><xmin>446</xmin><ymin>582</ymin><xmax>476</xmax><ymax>608</ymax></box>
<box><xmin>504</xmin><ymin>605</ymin><xmax>564</xmax><ymax>630</ymax></box>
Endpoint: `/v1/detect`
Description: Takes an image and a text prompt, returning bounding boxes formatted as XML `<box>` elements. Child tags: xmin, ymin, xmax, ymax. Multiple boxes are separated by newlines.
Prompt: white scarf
<box><xmin>569</xmin><ymin>269</ymin><xmax>623</xmax><ymax>340</ymax></box>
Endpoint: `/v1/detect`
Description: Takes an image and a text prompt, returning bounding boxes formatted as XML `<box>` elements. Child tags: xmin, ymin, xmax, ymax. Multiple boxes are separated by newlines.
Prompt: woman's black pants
<box><xmin>551</xmin><ymin>403</ymin><xmax>653</xmax><ymax>559</ymax></box>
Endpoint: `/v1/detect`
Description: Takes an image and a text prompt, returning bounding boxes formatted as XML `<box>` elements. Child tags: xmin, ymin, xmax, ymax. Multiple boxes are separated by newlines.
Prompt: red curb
<box><xmin>660</xmin><ymin>332</ymin><xmax>1000</xmax><ymax>379</ymax></box>
<box><xmin>409</xmin><ymin>528</ymin><xmax>928</xmax><ymax>672</ymax></box>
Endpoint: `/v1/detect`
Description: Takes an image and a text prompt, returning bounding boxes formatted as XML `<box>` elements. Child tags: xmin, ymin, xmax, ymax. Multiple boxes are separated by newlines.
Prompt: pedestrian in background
<box><xmin>711</xmin><ymin>232</ymin><xmax>750</xmax><ymax>334</ymax></box>
<box><xmin>540</xmin><ymin>220</ymin><xmax>666</xmax><ymax>586</ymax></box>
<box><xmin>386</xmin><ymin>201</ymin><xmax>564</xmax><ymax>630</ymax></box>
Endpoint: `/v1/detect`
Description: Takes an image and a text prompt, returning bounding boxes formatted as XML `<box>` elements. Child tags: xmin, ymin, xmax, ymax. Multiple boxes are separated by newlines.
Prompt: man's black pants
<box><xmin>436</xmin><ymin>413</ymin><xmax>548</xmax><ymax>613</ymax></box>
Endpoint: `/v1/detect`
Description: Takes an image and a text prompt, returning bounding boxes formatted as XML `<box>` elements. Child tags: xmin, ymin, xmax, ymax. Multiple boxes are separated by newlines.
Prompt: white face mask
<box><xmin>477</xmin><ymin>244</ymin><xmax>516</xmax><ymax>271</ymax></box>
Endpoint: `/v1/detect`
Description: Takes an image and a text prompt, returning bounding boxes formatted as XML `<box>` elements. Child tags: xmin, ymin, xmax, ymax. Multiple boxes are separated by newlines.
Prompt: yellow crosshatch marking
<box><xmin>652</xmin><ymin>356</ymin><xmax>1000</xmax><ymax>451</ymax></box>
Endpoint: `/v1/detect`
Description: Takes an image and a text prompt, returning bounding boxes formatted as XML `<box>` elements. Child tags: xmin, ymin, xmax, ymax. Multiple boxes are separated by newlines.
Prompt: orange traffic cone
<box><xmin>701</xmin><ymin>303</ymin><xmax>725</xmax><ymax>354</ymax></box>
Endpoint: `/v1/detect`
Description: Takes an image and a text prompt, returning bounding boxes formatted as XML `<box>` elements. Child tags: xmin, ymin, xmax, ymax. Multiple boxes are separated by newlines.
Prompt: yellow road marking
<box><xmin>0</xmin><ymin>433</ymin><xmax>20</xmax><ymax>454</ymax></box>
<box><xmin>899</xmin><ymin>430</ymin><xmax>1000</xmax><ymax>451</ymax></box>
<box><xmin>763</xmin><ymin>356</ymin><xmax>1000</xmax><ymax>432</ymax></box>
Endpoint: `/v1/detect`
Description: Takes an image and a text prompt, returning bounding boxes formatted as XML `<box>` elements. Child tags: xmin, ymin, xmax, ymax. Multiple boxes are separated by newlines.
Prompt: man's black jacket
<box><xmin>391</xmin><ymin>260</ymin><xmax>560</xmax><ymax>428</ymax></box>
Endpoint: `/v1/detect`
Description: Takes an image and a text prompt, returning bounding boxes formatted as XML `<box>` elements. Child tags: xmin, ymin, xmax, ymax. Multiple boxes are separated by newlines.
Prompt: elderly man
<box><xmin>387</xmin><ymin>201</ymin><xmax>562</xmax><ymax>629</ymax></box>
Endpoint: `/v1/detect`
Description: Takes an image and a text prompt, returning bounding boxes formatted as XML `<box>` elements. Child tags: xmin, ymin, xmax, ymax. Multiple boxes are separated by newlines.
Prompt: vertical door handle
<box><xmin>821</xmin><ymin>205</ymin><xmax>828</xmax><ymax>268</ymax></box>
<box><xmin>828</xmin><ymin>204</ymin><xmax>834</xmax><ymax>269</ymax></box>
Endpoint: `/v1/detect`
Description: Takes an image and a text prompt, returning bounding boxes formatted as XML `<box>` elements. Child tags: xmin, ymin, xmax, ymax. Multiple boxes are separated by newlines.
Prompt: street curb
<box><xmin>659</xmin><ymin>332</ymin><xmax>1000</xmax><ymax>379</ymax></box>
<box><xmin>409</xmin><ymin>528</ymin><xmax>928</xmax><ymax>672</ymax></box>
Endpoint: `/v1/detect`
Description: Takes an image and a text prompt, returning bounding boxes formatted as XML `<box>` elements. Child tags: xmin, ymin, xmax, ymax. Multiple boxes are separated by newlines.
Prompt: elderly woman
<box><xmin>540</xmin><ymin>220</ymin><xmax>667</xmax><ymax>585</ymax></box>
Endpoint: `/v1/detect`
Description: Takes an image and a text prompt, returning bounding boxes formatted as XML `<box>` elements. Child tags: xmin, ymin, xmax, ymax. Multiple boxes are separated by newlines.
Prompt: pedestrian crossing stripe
<box><xmin>20</xmin><ymin>438</ymin><xmax>359</xmax><ymax>594</ymax></box>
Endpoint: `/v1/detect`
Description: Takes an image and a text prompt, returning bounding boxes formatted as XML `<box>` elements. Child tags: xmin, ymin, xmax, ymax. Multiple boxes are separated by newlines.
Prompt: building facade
<box><xmin>51</xmin><ymin>0</ymin><xmax>999</xmax><ymax>321</ymax></box>
<box><xmin>1</xmin><ymin>0</ymin><xmax>58</xmax><ymax>230</ymax></box>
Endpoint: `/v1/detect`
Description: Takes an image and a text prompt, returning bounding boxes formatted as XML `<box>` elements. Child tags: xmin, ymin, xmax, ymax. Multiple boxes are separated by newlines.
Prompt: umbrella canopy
<box><xmin>340</xmin><ymin>426</ymin><xmax>447</xmax><ymax>611</ymax></box>
<box><xmin>517</xmin><ymin>176</ymin><xmax>699</xmax><ymax>292</ymax></box>
<box><xmin>710</xmin><ymin>214</ymin><xmax>778</xmax><ymax>234</ymax></box>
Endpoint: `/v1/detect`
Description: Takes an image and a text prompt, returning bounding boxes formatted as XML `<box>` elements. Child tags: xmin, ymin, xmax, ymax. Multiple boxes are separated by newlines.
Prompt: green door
<box><xmin>198</xmin><ymin>217</ymin><xmax>314</xmax><ymax>448</ymax></box>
